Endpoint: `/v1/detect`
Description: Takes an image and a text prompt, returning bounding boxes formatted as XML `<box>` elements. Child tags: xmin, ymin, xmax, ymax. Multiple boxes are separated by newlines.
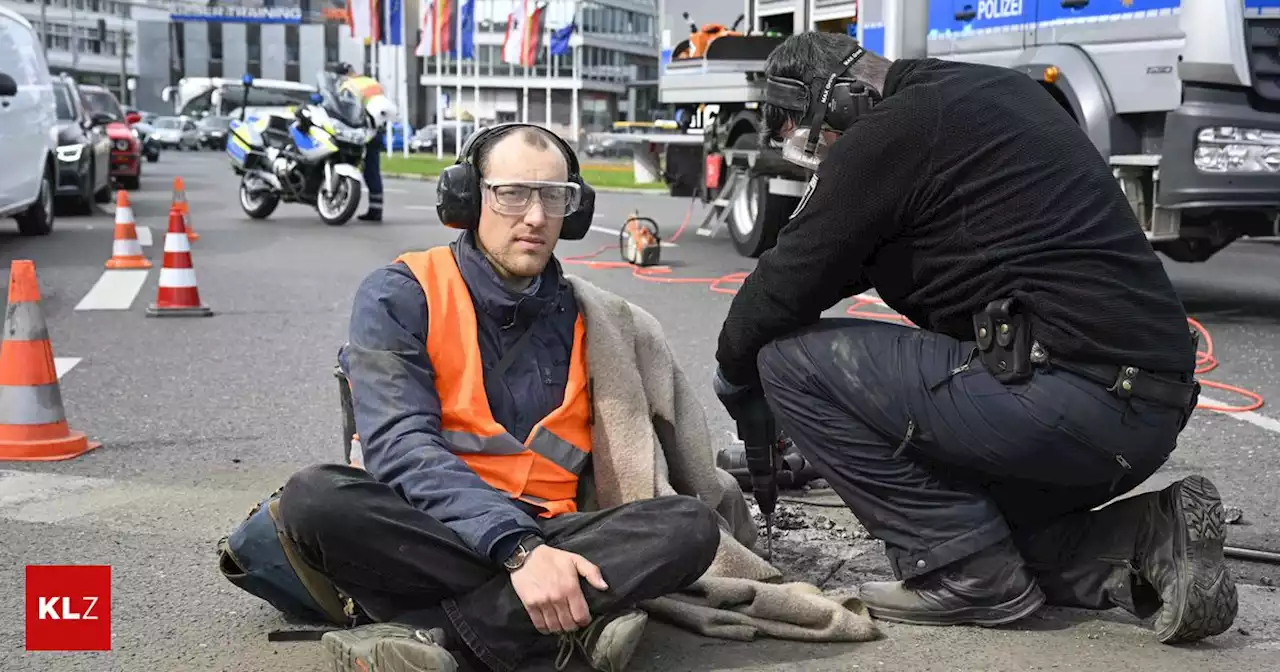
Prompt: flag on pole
<box><xmin>501</xmin><ymin>0</ymin><xmax>528</xmax><ymax>66</ymax></box>
<box><xmin>456</xmin><ymin>0</ymin><xmax>475</xmax><ymax>60</ymax></box>
<box><xmin>348</xmin><ymin>0</ymin><xmax>373</xmax><ymax>40</ymax></box>
<box><xmin>379</xmin><ymin>0</ymin><xmax>403</xmax><ymax>45</ymax></box>
<box><xmin>549</xmin><ymin>20</ymin><xmax>574</xmax><ymax>57</ymax></box>
<box><xmin>416</xmin><ymin>0</ymin><xmax>457</xmax><ymax>57</ymax></box>
<box><xmin>523</xmin><ymin>2</ymin><xmax>546</xmax><ymax>67</ymax></box>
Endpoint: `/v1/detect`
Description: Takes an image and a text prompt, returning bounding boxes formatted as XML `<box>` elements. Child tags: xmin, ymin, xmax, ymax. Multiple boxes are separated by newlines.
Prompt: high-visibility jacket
<box><xmin>395</xmin><ymin>246</ymin><xmax>593</xmax><ymax>518</ymax></box>
<box><xmin>339</xmin><ymin>75</ymin><xmax>385</xmax><ymax>106</ymax></box>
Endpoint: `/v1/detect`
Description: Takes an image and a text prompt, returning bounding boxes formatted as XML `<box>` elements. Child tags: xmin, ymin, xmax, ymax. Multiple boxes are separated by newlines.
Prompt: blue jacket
<box><xmin>339</xmin><ymin>230</ymin><xmax>580</xmax><ymax>564</ymax></box>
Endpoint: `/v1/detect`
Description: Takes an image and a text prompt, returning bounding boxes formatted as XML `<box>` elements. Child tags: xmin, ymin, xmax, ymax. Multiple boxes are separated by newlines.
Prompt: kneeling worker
<box><xmin>713</xmin><ymin>31</ymin><xmax>1237</xmax><ymax>643</ymax></box>
<box><xmin>278</xmin><ymin>123</ymin><xmax>720</xmax><ymax>672</ymax></box>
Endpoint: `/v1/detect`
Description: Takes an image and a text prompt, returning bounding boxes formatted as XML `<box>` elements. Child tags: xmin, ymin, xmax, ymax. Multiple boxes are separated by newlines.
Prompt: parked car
<box><xmin>151</xmin><ymin>116</ymin><xmax>201</xmax><ymax>150</ymax></box>
<box><xmin>52</xmin><ymin>75</ymin><xmax>112</xmax><ymax>212</ymax></box>
<box><xmin>131</xmin><ymin>118</ymin><xmax>162</xmax><ymax>162</ymax></box>
<box><xmin>196</xmin><ymin>115</ymin><xmax>231</xmax><ymax>149</ymax></box>
<box><xmin>0</xmin><ymin>6</ymin><xmax>58</xmax><ymax>235</ymax></box>
<box><xmin>78</xmin><ymin>84</ymin><xmax>141</xmax><ymax>189</ymax></box>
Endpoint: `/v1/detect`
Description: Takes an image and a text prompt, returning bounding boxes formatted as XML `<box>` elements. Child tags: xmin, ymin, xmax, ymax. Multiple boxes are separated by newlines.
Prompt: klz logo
<box><xmin>26</xmin><ymin>565</ymin><xmax>112</xmax><ymax>651</ymax></box>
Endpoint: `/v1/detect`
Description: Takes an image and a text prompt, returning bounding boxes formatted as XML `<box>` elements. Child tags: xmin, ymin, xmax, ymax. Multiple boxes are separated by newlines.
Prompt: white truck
<box><xmin>659</xmin><ymin>0</ymin><xmax>1280</xmax><ymax>262</ymax></box>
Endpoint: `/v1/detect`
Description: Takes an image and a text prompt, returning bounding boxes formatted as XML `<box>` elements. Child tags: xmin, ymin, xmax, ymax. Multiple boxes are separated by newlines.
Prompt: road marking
<box><xmin>589</xmin><ymin>224</ymin><xmax>678</xmax><ymax>248</ymax></box>
<box><xmin>54</xmin><ymin>357</ymin><xmax>81</xmax><ymax>380</ymax></box>
<box><xmin>136</xmin><ymin>225</ymin><xmax>152</xmax><ymax>247</ymax></box>
<box><xmin>74</xmin><ymin>270</ymin><xmax>150</xmax><ymax>311</ymax></box>
<box><xmin>406</xmin><ymin>205</ymin><xmax>434</xmax><ymax>211</ymax></box>
<box><xmin>1199</xmin><ymin>396</ymin><xmax>1280</xmax><ymax>434</ymax></box>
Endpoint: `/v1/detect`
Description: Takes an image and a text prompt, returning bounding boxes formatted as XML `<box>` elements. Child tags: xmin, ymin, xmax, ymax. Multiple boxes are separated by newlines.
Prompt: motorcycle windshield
<box><xmin>316</xmin><ymin>70</ymin><xmax>368</xmax><ymax>129</ymax></box>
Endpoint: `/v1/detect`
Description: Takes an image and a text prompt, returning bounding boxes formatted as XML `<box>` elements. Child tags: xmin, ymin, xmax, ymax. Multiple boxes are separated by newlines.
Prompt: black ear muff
<box><xmin>825</xmin><ymin>80</ymin><xmax>879</xmax><ymax>131</ymax></box>
<box><xmin>436</xmin><ymin>162</ymin><xmax>481</xmax><ymax>230</ymax></box>
<box><xmin>559</xmin><ymin>178</ymin><xmax>595</xmax><ymax>240</ymax></box>
<box><xmin>434</xmin><ymin>122</ymin><xmax>597</xmax><ymax>241</ymax></box>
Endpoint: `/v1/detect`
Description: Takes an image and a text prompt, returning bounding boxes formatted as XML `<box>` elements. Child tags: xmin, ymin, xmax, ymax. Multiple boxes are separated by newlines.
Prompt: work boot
<box><xmin>1002</xmin><ymin>475</ymin><xmax>1237</xmax><ymax>644</ymax></box>
<box><xmin>554</xmin><ymin>608</ymin><xmax>648</xmax><ymax>672</ymax></box>
<box><xmin>858</xmin><ymin>537</ymin><xmax>1046</xmax><ymax>626</ymax></box>
<box><xmin>1136</xmin><ymin>475</ymin><xmax>1238</xmax><ymax>643</ymax></box>
<box><xmin>358</xmin><ymin>210</ymin><xmax>383</xmax><ymax>222</ymax></box>
<box><xmin>322</xmin><ymin>623</ymin><xmax>459</xmax><ymax>672</ymax></box>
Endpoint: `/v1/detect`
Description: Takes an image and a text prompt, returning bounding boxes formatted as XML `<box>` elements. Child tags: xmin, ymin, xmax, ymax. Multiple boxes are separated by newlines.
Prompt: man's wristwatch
<box><xmin>502</xmin><ymin>534</ymin><xmax>545</xmax><ymax>572</ymax></box>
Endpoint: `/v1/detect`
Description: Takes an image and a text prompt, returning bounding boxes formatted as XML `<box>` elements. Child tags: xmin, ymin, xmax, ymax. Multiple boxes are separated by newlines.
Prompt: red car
<box><xmin>78</xmin><ymin>84</ymin><xmax>141</xmax><ymax>190</ymax></box>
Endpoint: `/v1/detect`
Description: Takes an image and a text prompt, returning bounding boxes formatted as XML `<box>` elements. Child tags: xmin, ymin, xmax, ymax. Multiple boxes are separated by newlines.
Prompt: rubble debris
<box><xmin>1224</xmin><ymin>506</ymin><xmax>1244</xmax><ymax>524</ymax></box>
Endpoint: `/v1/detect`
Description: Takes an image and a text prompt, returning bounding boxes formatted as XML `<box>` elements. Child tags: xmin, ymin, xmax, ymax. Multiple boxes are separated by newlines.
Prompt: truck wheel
<box><xmin>728</xmin><ymin>171</ymin><xmax>800</xmax><ymax>258</ymax></box>
<box><xmin>726</xmin><ymin>135</ymin><xmax>799</xmax><ymax>258</ymax></box>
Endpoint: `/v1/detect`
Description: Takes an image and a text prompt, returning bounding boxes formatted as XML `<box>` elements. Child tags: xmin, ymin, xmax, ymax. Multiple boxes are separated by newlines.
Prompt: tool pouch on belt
<box><xmin>216</xmin><ymin>487</ymin><xmax>357</xmax><ymax>628</ymax></box>
<box><xmin>973</xmin><ymin>298</ymin><xmax>1033</xmax><ymax>384</ymax></box>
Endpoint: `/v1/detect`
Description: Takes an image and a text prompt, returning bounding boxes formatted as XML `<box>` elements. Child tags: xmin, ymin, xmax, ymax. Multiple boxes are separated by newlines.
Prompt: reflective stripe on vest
<box><xmin>395</xmin><ymin>246</ymin><xmax>593</xmax><ymax>518</ymax></box>
<box><xmin>341</xmin><ymin>76</ymin><xmax>384</xmax><ymax>104</ymax></box>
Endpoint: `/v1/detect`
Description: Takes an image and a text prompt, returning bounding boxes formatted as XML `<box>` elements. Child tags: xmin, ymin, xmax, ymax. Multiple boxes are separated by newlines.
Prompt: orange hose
<box><xmin>563</xmin><ymin>208</ymin><xmax>1265</xmax><ymax>414</ymax></box>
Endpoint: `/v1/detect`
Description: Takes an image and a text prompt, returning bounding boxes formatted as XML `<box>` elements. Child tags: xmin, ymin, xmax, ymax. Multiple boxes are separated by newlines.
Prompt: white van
<box><xmin>0</xmin><ymin>5</ymin><xmax>59</xmax><ymax>235</ymax></box>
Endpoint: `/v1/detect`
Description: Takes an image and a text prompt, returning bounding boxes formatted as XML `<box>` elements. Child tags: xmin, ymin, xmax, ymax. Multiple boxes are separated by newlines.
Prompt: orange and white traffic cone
<box><xmin>146</xmin><ymin>207</ymin><xmax>213</xmax><ymax>318</ymax></box>
<box><xmin>0</xmin><ymin>260</ymin><xmax>101</xmax><ymax>461</ymax></box>
<box><xmin>105</xmin><ymin>190</ymin><xmax>151</xmax><ymax>269</ymax></box>
<box><xmin>172</xmin><ymin>177</ymin><xmax>198</xmax><ymax>241</ymax></box>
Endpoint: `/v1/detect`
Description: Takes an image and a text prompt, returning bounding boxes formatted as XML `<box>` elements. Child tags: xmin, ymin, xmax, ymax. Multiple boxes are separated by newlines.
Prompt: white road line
<box><xmin>1199</xmin><ymin>396</ymin><xmax>1280</xmax><ymax>434</ymax></box>
<box><xmin>135</xmin><ymin>225</ymin><xmax>152</xmax><ymax>247</ymax></box>
<box><xmin>74</xmin><ymin>269</ymin><xmax>150</xmax><ymax>311</ymax></box>
<box><xmin>54</xmin><ymin>357</ymin><xmax>81</xmax><ymax>380</ymax></box>
<box><xmin>406</xmin><ymin>205</ymin><xmax>434</xmax><ymax>211</ymax></box>
<box><xmin>589</xmin><ymin>224</ymin><xmax>678</xmax><ymax>248</ymax></box>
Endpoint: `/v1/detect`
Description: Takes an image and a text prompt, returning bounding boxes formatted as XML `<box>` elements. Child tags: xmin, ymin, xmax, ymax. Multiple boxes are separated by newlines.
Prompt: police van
<box><xmin>661</xmin><ymin>0</ymin><xmax>1280</xmax><ymax>262</ymax></box>
<box><xmin>855</xmin><ymin>0</ymin><xmax>1280</xmax><ymax>263</ymax></box>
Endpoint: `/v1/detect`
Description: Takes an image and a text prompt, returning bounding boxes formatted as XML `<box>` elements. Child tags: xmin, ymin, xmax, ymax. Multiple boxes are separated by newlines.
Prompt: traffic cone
<box><xmin>172</xmin><ymin>177</ymin><xmax>198</xmax><ymax>241</ymax></box>
<box><xmin>0</xmin><ymin>260</ymin><xmax>101</xmax><ymax>461</ymax></box>
<box><xmin>146</xmin><ymin>207</ymin><xmax>213</xmax><ymax>318</ymax></box>
<box><xmin>105</xmin><ymin>190</ymin><xmax>151</xmax><ymax>269</ymax></box>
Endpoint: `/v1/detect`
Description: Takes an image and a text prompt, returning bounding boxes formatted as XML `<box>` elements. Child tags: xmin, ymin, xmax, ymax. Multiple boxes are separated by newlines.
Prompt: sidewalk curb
<box><xmin>383</xmin><ymin>172</ymin><xmax>670</xmax><ymax>196</ymax></box>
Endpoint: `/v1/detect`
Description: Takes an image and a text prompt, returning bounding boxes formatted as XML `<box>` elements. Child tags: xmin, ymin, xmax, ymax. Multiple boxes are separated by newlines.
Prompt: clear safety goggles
<box><xmin>778</xmin><ymin>126</ymin><xmax>834</xmax><ymax>171</ymax></box>
<box><xmin>482</xmin><ymin>179</ymin><xmax>581</xmax><ymax>218</ymax></box>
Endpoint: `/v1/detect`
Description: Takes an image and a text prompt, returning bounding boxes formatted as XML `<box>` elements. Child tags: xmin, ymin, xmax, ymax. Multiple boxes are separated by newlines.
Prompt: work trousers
<box><xmin>277</xmin><ymin>464</ymin><xmax>720</xmax><ymax>672</ymax></box>
<box><xmin>757</xmin><ymin>318</ymin><xmax>1189</xmax><ymax>600</ymax></box>
<box><xmin>363</xmin><ymin>134</ymin><xmax>383</xmax><ymax>213</ymax></box>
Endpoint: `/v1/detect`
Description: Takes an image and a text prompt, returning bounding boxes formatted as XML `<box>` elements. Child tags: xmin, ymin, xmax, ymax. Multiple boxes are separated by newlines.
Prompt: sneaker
<box><xmin>322</xmin><ymin>623</ymin><xmax>459</xmax><ymax>672</ymax></box>
<box><xmin>554</xmin><ymin>608</ymin><xmax>648</xmax><ymax>672</ymax></box>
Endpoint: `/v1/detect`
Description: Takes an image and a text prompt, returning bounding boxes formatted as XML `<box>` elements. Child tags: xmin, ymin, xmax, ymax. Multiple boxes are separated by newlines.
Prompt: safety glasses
<box><xmin>482</xmin><ymin>179</ymin><xmax>581</xmax><ymax>218</ymax></box>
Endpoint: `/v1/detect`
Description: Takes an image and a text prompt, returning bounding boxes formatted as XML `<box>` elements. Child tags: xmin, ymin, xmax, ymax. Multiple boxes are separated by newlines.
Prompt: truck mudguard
<box><xmin>1009</xmin><ymin>44</ymin><xmax>1117</xmax><ymax>159</ymax></box>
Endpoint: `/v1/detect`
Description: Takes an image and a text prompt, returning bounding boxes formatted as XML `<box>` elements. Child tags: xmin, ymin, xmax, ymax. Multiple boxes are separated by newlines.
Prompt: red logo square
<box><xmin>25</xmin><ymin>565</ymin><xmax>112</xmax><ymax>651</ymax></box>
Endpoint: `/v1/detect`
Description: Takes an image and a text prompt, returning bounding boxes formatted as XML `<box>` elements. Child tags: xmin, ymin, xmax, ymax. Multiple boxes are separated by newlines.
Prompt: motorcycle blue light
<box><xmin>310</xmin><ymin>93</ymin><xmax>324</xmax><ymax>104</ymax></box>
<box><xmin>242</xmin><ymin>73</ymin><xmax>254</xmax><ymax>86</ymax></box>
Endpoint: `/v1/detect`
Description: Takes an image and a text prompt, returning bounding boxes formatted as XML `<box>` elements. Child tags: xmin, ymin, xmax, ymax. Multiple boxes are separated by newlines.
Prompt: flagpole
<box><xmin>570</xmin><ymin>34</ymin><xmax>579</xmax><ymax>147</ymax></box>
<box><xmin>454</xmin><ymin>0</ymin><xmax>463</xmax><ymax>156</ymax></box>
<box><xmin>544</xmin><ymin>1</ymin><xmax>552</xmax><ymax>128</ymax></box>
<box><xmin>522</xmin><ymin>1</ymin><xmax>530</xmax><ymax>124</ymax></box>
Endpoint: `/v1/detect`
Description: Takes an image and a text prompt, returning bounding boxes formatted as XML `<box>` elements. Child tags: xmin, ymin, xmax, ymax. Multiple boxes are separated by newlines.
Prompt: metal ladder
<box><xmin>696</xmin><ymin>169</ymin><xmax>747</xmax><ymax>238</ymax></box>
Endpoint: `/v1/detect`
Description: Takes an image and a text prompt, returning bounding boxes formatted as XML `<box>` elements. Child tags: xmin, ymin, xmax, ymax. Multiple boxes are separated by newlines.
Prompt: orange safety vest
<box><xmin>396</xmin><ymin>246</ymin><xmax>593</xmax><ymax>518</ymax></box>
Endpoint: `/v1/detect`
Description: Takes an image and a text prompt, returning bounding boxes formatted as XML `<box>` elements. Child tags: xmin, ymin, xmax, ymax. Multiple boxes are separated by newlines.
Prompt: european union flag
<box><xmin>550</xmin><ymin>22</ymin><xmax>575</xmax><ymax>57</ymax></box>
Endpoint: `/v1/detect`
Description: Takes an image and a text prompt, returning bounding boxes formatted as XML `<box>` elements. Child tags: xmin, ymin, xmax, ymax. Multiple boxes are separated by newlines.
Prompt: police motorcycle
<box><xmin>224</xmin><ymin>72</ymin><xmax>373</xmax><ymax>226</ymax></box>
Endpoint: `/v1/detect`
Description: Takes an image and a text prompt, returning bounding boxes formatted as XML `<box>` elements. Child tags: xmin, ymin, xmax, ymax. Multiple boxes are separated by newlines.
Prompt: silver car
<box><xmin>150</xmin><ymin>116</ymin><xmax>201</xmax><ymax>150</ymax></box>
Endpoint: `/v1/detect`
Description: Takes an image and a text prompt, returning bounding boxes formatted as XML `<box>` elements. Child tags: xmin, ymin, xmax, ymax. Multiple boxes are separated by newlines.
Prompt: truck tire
<box><xmin>727</xmin><ymin>135</ymin><xmax>799</xmax><ymax>258</ymax></box>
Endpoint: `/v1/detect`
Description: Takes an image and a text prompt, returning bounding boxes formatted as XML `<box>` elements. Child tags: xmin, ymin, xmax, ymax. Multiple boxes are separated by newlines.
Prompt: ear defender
<box><xmin>434</xmin><ymin>122</ymin><xmax>596</xmax><ymax>240</ymax></box>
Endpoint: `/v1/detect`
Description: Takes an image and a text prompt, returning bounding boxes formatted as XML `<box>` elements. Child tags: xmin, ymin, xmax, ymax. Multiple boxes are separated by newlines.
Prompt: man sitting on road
<box><xmin>276</xmin><ymin>123</ymin><xmax>721</xmax><ymax>672</ymax></box>
<box><xmin>713</xmin><ymin>31</ymin><xmax>1237</xmax><ymax>644</ymax></box>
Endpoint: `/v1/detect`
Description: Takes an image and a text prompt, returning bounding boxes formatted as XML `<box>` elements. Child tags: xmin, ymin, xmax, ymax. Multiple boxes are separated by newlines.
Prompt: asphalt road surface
<box><xmin>3</xmin><ymin>153</ymin><xmax>1280</xmax><ymax>671</ymax></box>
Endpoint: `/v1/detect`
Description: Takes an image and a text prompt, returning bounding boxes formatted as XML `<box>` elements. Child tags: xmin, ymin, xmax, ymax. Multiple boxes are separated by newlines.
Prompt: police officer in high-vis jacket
<box><xmin>332</xmin><ymin>62</ymin><xmax>397</xmax><ymax>222</ymax></box>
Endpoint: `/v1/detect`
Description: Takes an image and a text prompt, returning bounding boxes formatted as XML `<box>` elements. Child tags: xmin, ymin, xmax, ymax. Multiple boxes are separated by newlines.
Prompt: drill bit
<box><xmin>764</xmin><ymin>513</ymin><xmax>774</xmax><ymax>561</ymax></box>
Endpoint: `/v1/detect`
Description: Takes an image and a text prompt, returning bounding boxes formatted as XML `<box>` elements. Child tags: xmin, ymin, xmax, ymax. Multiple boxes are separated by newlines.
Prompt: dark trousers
<box><xmin>363</xmin><ymin>135</ymin><xmax>383</xmax><ymax>213</ymax></box>
<box><xmin>756</xmin><ymin>318</ymin><xmax>1188</xmax><ymax>608</ymax></box>
<box><xmin>277</xmin><ymin>464</ymin><xmax>720</xmax><ymax>672</ymax></box>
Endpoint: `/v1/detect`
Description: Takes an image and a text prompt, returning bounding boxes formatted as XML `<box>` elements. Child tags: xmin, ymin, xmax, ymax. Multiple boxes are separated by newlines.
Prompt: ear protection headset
<box><xmin>764</xmin><ymin>44</ymin><xmax>882</xmax><ymax>155</ymax></box>
<box><xmin>435</xmin><ymin>122</ymin><xmax>596</xmax><ymax>241</ymax></box>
